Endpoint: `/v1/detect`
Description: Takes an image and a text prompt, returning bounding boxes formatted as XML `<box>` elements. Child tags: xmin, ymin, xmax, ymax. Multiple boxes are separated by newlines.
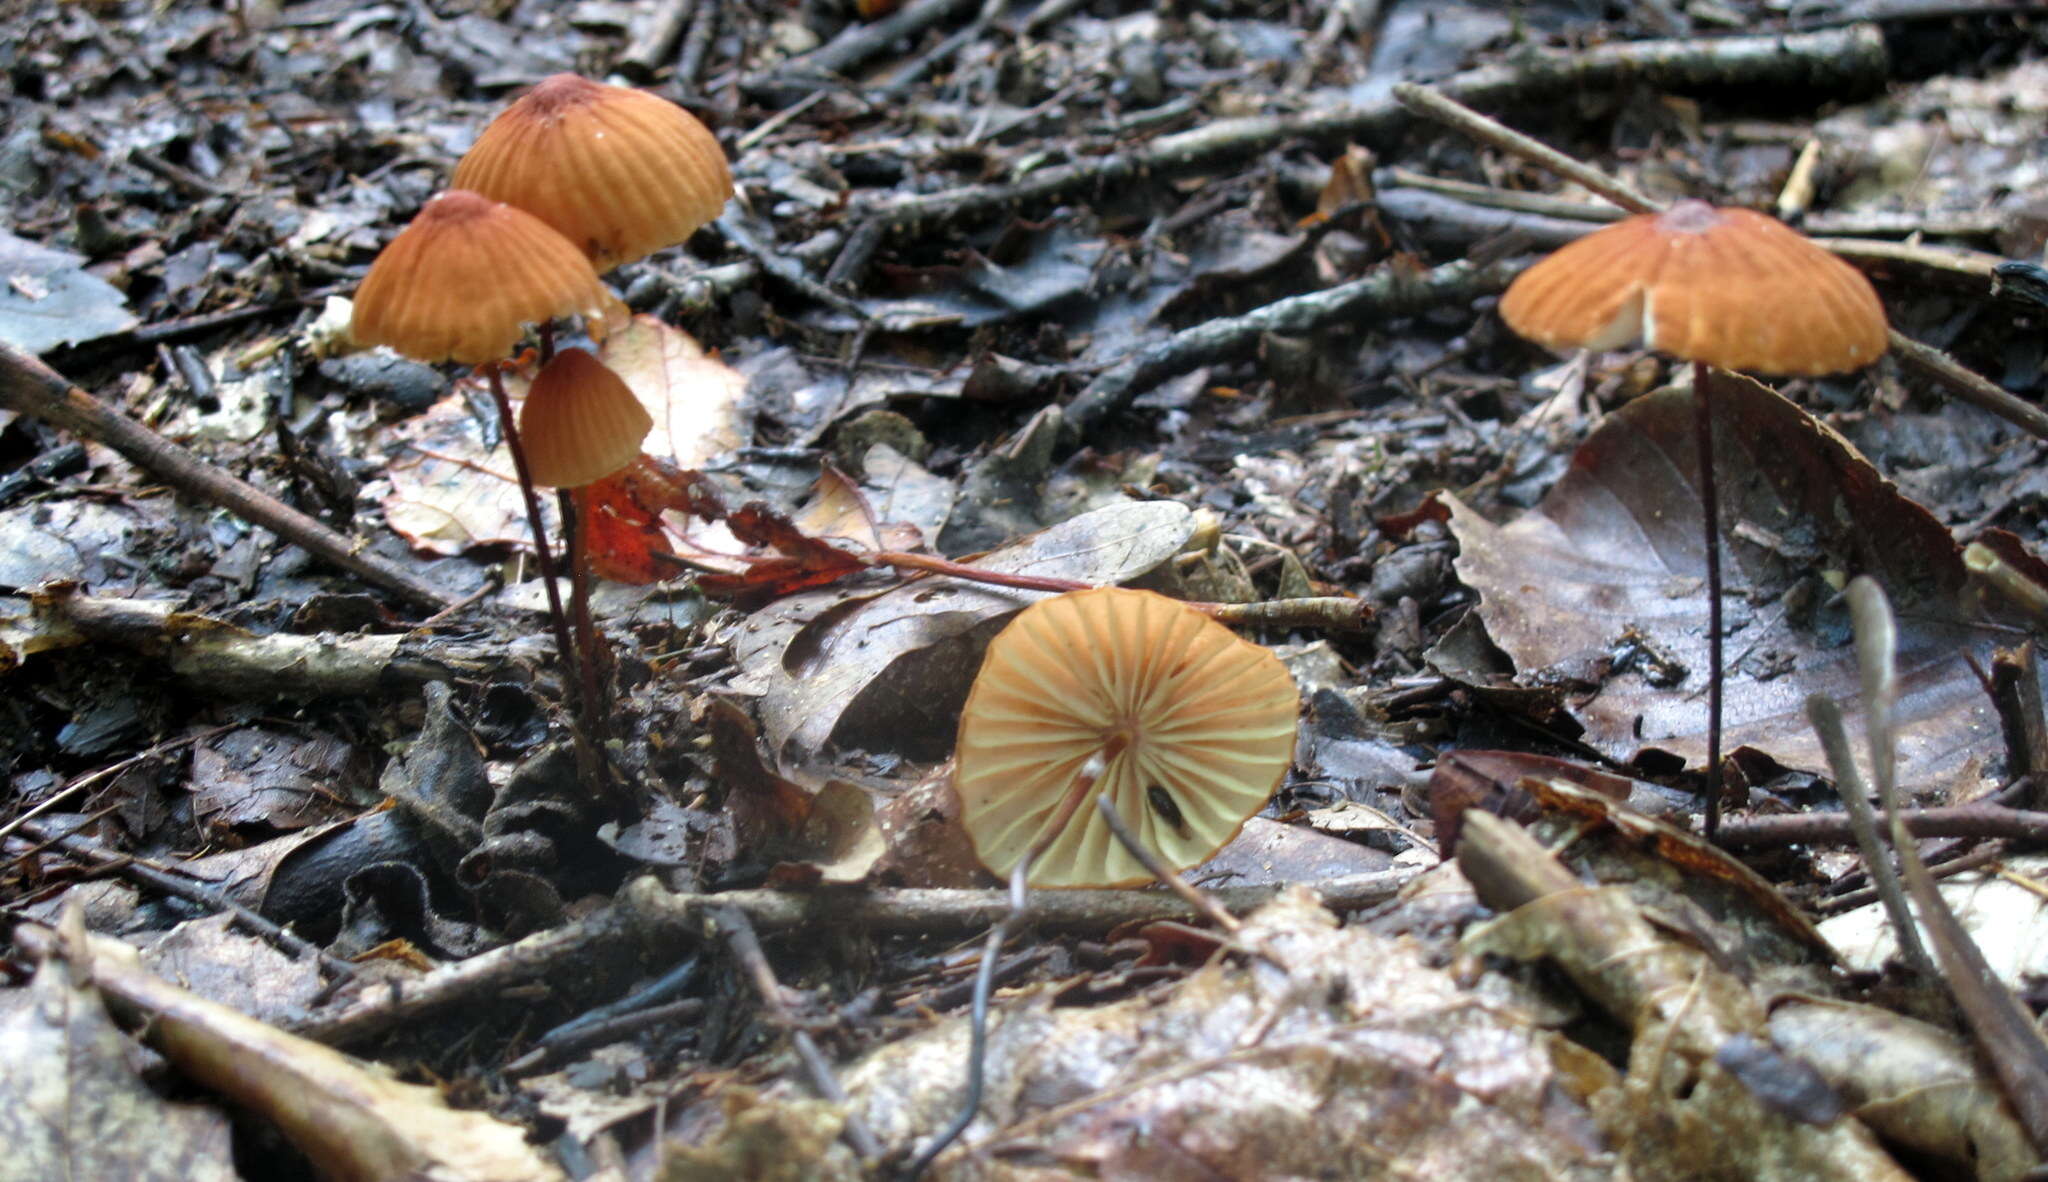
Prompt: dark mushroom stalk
<box><xmin>449</xmin><ymin>72</ymin><xmax>737</xmax><ymax>756</ymax></box>
<box><xmin>348</xmin><ymin>190</ymin><xmax>616</xmax><ymax>711</ymax></box>
<box><xmin>1499</xmin><ymin>200</ymin><xmax>1888</xmax><ymax>837</ymax></box>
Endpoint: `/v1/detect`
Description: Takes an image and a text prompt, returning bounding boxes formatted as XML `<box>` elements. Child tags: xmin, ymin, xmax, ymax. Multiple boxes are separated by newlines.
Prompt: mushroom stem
<box><xmin>484</xmin><ymin>365</ymin><xmax>579</xmax><ymax>709</ymax></box>
<box><xmin>1694</xmin><ymin>359</ymin><xmax>1725</xmax><ymax>839</ymax></box>
<box><xmin>559</xmin><ymin>488</ymin><xmax>611</xmax><ymax>748</ymax></box>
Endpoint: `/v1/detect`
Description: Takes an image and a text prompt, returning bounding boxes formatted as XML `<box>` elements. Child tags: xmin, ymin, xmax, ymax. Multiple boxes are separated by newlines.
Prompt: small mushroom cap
<box><xmin>954</xmin><ymin>586</ymin><xmax>1299</xmax><ymax>889</ymax></box>
<box><xmin>1499</xmin><ymin>201</ymin><xmax>1888</xmax><ymax>376</ymax></box>
<box><xmin>351</xmin><ymin>190</ymin><xmax>613</xmax><ymax>365</ymax></box>
<box><xmin>518</xmin><ymin>348</ymin><xmax>653</xmax><ymax>488</ymax></box>
<box><xmin>452</xmin><ymin>74</ymin><xmax>734</xmax><ymax>272</ymax></box>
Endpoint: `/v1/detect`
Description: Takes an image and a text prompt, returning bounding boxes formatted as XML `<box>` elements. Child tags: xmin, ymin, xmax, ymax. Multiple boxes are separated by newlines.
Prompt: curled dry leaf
<box><xmin>1769</xmin><ymin>996</ymin><xmax>2039</xmax><ymax>1181</ymax></box>
<box><xmin>708</xmin><ymin>697</ymin><xmax>884</xmax><ymax>886</ymax></box>
<box><xmin>1457</xmin><ymin>813</ymin><xmax>1909</xmax><ymax>1181</ymax></box>
<box><xmin>15</xmin><ymin>921</ymin><xmax>562</xmax><ymax>1182</ymax></box>
<box><xmin>1448</xmin><ymin>371</ymin><xmax>2011</xmax><ymax>795</ymax></box>
<box><xmin>0</xmin><ymin>922</ymin><xmax>235</xmax><ymax>1182</ymax></box>
<box><xmin>732</xmin><ymin>500</ymin><xmax>1197</xmax><ymax>767</ymax></box>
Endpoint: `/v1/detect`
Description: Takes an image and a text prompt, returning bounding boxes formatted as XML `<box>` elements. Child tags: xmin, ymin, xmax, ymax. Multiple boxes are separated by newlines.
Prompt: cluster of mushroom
<box><xmin>352</xmin><ymin>73</ymin><xmax>732</xmax><ymax>513</ymax></box>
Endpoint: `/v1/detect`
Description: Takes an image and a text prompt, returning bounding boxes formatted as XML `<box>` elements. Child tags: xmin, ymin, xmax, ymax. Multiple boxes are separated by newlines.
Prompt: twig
<box><xmin>0</xmin><ymin>343</ymin><xmax>455</xmax><ymax>612</ymax></box>
<box><xmin>1392</xmin><ymin>82</ymin><xmax>1657</xmax><ymax>214</ymax></box>
<box><xmin>1989</xmin><ymin>647</ymin><xmax>2048</xmax><ymax>806</ymax></box>
<box><xmin>712</xmin><ymin>213</ymin><xmax>872</xmax><ymax>324</ymax></box>
<box><xmin>1715</xmin><ymin>798</ymin><xmax>2048</xmax><ymax>848</ymax></box>
<box><xmin>865</xmin><ymin>26</ymin><xmax>1885</xmax><ymax>231</ymax></box>
<box><xmin>14</xmin><ymin>818</ymin><xmax>359</xmax><ymax>984</ymax></box>
<box><xmin>615</xmin><ymin>0</ymin><xmax>695</xmax><ymax>80</ymax></box>
<box><xmin>674</xmin><ymin>0</ymin><xmax>719</xmax><ymax>91</ymax></box>
<box><xmin>708</xmin><ymin>904</ymin><xmax>883</xmax><ymax>1162</ymax></box>
<box><xmin>0</xmin><ymin>723</ymin><xmax>236</xmax><ymax>845</ymax></box>
<box><xmin>28</xmin><ymin>588</ymin><xmax>526</xmax><ymax>698</ymax></box>
<box><xmin>742</xmin><ymin>0</ymin><xmax>983</xmax><ymax>102</ymax></box>
<box><xmin>1890</xmin><ymin>331</ymin><xmax>2048</xmax><ymax>443</ymax></box>
<box><xmin>294</xmin><ymin>870</ymin><xmax>1416</xmax><ymax>1048</ymax></box>
<box><xmin>1065</xmin><ymin>257</ymin><xmax>1522</xmax><ymax>431</ymax></box>
<box><xmin>505</xmin><ymin>999</ymin><xmax>705</xmax><ymax>1076</ymax></box>
<box><xmin>873</xmin><ymin>0</ymin><xmax>1007</xmax><ymax>99</ymax></box>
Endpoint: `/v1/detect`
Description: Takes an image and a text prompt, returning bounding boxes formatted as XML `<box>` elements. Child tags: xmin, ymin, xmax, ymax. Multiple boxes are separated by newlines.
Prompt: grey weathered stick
<box><xmin>1066</xmin><ymin>257</ymin><xmax>1524</xmax><ymax>431</ymax></box>
<box><xmin>295</xmin><ymin>869</ymin><xmax>1417</xmax><ymax>1048</ymax></box>
<box><xmin>0</xmin><ymin>343</ymin><xmax>455</xmax><ymax>612</ymax></box>
<box><xmin>742</xmin><ymin>0</ymin><xmax>982</xmax><ymax>102</ymax></box>
<box><xmin>615</xmin><ymin>0</ymin><xmax>695</xmax><ymax>79</ymax></box>
<box><xmin>867</xmin><ymin>25</ymin><xmax>1885</xmax><ymax>231</ymax></box>
<box><xmin>1393</xmin><ymin>82</ymin><xmax>1657</xmax><ymax>214</ymax></box>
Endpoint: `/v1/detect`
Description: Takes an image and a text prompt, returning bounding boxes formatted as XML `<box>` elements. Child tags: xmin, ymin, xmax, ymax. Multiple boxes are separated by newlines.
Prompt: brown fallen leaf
<box><xmin>1449</xmin><ymin>371</ymin><xmax>2011</xmax><ymax>796</ymax></box>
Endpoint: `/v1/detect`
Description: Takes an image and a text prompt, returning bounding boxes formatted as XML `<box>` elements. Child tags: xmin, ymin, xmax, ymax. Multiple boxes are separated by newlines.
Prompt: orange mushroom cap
<box><xmin>350</xmin><ymin>190</ymin><xmax>614</xmax><ymax>366</ymax></box>
<box><xmin>518</xmin><ymin>348</ymin><xmax>653</xmax><ymax>488</ymax></box>
<box><xmin>1498</xmin><ymin>200</ymin><xmax>1888</xmax><ymax>376</ymax></box>
<box><xmin>954</xmin><ymin>587</ymin><xmax>1299</xmax><ymax>889</ymax></box>
<box><xmin>452</xmin><ymin>74</ymin><xmax>734</xmax><ymax>272</ymax></box>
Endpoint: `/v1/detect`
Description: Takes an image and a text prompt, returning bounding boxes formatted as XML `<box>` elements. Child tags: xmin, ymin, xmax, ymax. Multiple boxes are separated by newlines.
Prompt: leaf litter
<box><xmin>3</xmin><ymin>2</ymin><xmax>2048</xmax><ymax>1179</ymax></box>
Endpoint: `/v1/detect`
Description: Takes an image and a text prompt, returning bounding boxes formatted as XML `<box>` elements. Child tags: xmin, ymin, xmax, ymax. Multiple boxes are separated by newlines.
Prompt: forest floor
<box><xmin>3</xmin><ymin>1</ymin><xmax>2048</xmax><ymax>1178</ymax></box>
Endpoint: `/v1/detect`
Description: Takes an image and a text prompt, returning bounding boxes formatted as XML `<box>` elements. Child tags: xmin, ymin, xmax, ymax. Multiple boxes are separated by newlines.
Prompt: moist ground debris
<box><xmin>4</xmin><ymin>1</ymin><xmax>2048</xmax><ymax>1179</ymax></box>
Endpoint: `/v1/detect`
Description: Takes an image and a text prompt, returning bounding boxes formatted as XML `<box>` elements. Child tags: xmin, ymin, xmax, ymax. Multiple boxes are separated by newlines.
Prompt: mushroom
<box><xmin>350</xmin><ymin>190</ymin><xmax>623</xmax><ymax>758</ymax></box>
<box><xmin>953</xmin><ymin>586</ymin><xmax>1299</xmax><ymax>888</ymax></box>
<box><xmin>452</xmin><ymin>73</ymin><xmax>734</xmax><ymax>272</ymax></box>
<box><xmin>519</xmin><ymin>347</ymin><xmax>653</xmax><ymax>489</ymax></box>
<box><xmin>1497</xmin><ymin>200</ymin><xmax>1888</xmax><ymax>835</ymax></box>
<box><xmin>350</xmin><ymin>189</ymin><xmax>614</xmax><ymax>366</ymax></box>
<box><xmin>1498</xmin><ymin>201</ymin><xmax>1886</xmax><ymax>376</ymax></box>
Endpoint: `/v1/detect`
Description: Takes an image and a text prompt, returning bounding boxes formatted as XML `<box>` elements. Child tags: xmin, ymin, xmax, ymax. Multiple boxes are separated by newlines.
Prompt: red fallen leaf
<box><xmin>579</xmin><ymin>472</ymin><xmax>672</xmax><ymax>584</ymax></box>
<box><xmin>693</xmin><ymin>547</ymin><xmax>869</xmax><ymax>605</ymax></box>
<box><xmin>578</xmin><ymin>455</ymin><xmax>730</xmax><ymax>584</ymax></box>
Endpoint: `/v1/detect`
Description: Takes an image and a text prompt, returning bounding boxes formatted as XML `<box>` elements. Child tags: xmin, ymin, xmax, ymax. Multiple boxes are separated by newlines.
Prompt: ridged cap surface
<box><xmin>453</xmin><ymin>74</ymin><xmax>734</xmax><ymax>271</ymax></box>
<box><xmin>1499</xmin><ymin>201</ymin><xmax>1887</xmax><ymax>376</ymax></box>
<box><xmin>518</xmin><ymin>348</ymin><xmax>653</xmax><ymax>488</ymax></box>
<box><xmin>954</xmin><ymin>587</ymin><xmax>1299</xmax><ymax>889</ymax></box>
<box><xmin>351</xmin><ymin>190</ymin><xmax>612</xmax><ymax>365</ymax></box>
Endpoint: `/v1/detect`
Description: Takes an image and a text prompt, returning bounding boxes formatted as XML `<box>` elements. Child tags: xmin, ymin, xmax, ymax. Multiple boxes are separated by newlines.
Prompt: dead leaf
<box><xmin>733</xmin><ymin>500</ymin><xmax>1197</xmax><ymax>766</ymax></box>
<box><xmin>1449</xmin><ymin>371</ymin><xmax>2011</xmax><ymax>797</ymax></box>
<box><xmin>0</xmin><ymin>930</ymin><xmax>235</xmax><ymax>1181</ymax></box>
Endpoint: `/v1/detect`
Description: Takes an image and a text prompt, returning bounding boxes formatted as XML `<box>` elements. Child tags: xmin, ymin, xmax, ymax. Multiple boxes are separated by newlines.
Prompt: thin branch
<box><xmin>1065</xmin><ymin>258</ymin><xmax>1523</xmax><ymax>431</ymax></box>
<box><xmin>0</xmin><ymin>342</ymin><xmax>454</xmax><ymax>612</ymax></box>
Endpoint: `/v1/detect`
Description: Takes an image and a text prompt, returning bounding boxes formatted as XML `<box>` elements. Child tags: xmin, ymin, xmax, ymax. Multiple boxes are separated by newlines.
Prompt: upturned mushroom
<box><xmin>953</xmin><ymin>586</ymin><xmax>1299</xmax><ymax>888</ymax></box>
<box><xmin>452</xmin><ymin>73</ymin><xmax>734</xmax><ymax>272</ymax></box>
<box><xmin>1498</xmin><ymin>200</ymin><xmax>1888</xmax><ymax>835</ymax></box>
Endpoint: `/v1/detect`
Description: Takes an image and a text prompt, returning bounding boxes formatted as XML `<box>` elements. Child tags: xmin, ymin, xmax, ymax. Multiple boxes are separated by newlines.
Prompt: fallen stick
<box><xmin>1065</xmin><ymin>257</ymin><xmax>1523</xmax><ymax>431</ymax></box>
<box><xmin>865</xmin><ymin>25</ymin><xmax>1886</xmax><ymax>232</ymax></box>
<box><xmin>294</xmin><ymin>869</ymin><xmax>1418</xmax><ymax>1048</ymax></box>
<box><xmin>0</xmin><ymin>343</ymin><xmax>456</xmax><ymax>612</ymax></box>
